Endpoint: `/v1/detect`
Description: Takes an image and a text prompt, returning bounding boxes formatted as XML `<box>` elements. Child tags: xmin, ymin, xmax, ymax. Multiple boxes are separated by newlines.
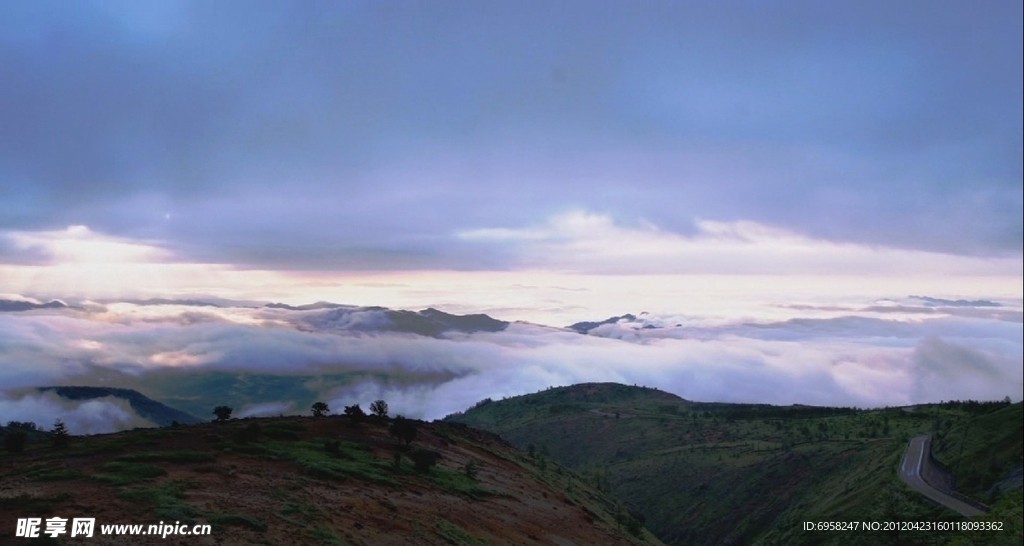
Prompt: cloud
<box><xmin>1</xmin><ymin>297</ymin><xmax>1019</xmax><ymax>430</ymax></box>
<box><xmin>459</xmin><ymin>211</ymin><xmax>1022</xmax><ymax>276</ymax></box>
<box><xmin>0</xmin><ymin>2</ymin><xmax>1019</xmax><ymax>273</ymax></box>
<box><xmin>0</xmin><ymin>391</ymin><xmax>156</xmax><ymax>434</ymax></box>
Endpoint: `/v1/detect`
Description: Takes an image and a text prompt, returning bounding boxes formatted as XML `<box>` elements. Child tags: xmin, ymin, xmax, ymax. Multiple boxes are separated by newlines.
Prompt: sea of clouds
<box><xmin>0</xmin><ymin>295</ymin><xmax>1020</xmax><ymax>434</ymax></box>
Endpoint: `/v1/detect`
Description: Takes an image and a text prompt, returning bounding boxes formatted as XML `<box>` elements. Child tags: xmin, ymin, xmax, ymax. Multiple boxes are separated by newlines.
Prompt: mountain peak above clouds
<box><xmin>568</xmin><ymin>312</ymin><xmax>679</xmax><ymax>334</ymax></box>
<box><xmin>275</xmin><ymin>303</ymin><xmax>510</xmax><ymax>337</ymax></box>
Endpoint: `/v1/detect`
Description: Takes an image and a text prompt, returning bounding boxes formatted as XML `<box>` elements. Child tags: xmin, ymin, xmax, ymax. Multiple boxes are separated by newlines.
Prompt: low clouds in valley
<box><xmin>1</xmin><ymin>296</ymin><xmax>1019</xmax><ymax>433</ymax></box>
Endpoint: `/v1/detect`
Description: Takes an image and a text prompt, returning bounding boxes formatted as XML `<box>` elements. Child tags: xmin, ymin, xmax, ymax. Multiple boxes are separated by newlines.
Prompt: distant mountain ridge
<box><xmin>0</xmin><ymin>299</ymin><xmax>67</xmax><ymax>312</ymax></box>
<box><xmin>296</xmin><ymin>305</ymin><xmax>509</xmax><ymax>337</ymax></box>
<box><xmin>38</xmin><ymin>386</ymin><xmax>202</xmax><ymax>426</ymax></box>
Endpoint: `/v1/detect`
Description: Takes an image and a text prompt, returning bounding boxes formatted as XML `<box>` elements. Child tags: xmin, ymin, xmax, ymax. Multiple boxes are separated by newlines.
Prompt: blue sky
<box><xmin>0</xmin><ymin>0</ymin><xmax>1020</xmax><ymax>309</ymax></box>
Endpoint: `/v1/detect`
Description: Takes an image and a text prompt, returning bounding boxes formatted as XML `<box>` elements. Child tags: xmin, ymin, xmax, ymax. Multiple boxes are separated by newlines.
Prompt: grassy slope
<box><xmin>0</xmin><ymin>415</ymin><xmax>663</xmax><ymax>546</ymax></box>
<box><xmin>933</xmin><ymin>402</ymin><xmax>1023</xmax><ymax>498</ymax></box>
<box><xmin>448</xmin><ymin>383</ymin><xmax>1023</xmax><ymax>545</ymax></box>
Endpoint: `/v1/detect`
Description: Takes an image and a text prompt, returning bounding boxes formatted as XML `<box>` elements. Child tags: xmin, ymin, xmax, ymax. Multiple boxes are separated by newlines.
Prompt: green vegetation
<box><xmin>0</xmin><ymin>493</ymin><xmax>71</xmax><ymax>513</ymax></box>
<box><xmin>239</xmin><ymin>438</ymin><xmax>397</xmax><ymax>485</ymax></box>
<box><xmin>92</xmin><ymin>461</ymin><xmax>168</xmax><ymax>485</ymax></box>
<box><xmin>435</xmin><ymin>517</ymin><xmax>490</xmax><ymax>546</ymax></box>
<box><xmin>210</xmin><ymin>513</ymin><xmax>268</xmax><ymax>532</ymax></box>
<box><xmin>308</xmin><ymin>526</ymin><xmax>349</xmax><ymax>546</ymax></box>
<box><xmin>119</xmin><ymin>480</ymin><xmax>199</xmax><ymax>521</ymax></box>
<box><xmin>449</xmin><ymin>383</ymin><xmax>1022</xmax><ymax>545</ymax></box>
<box><xmin>933</xmin><ymin>401</ymin><xmax>1023</xmax><ymax>498</ymax></box>
<box><xmin>116</xmin><ymin>449</ymin><xmax>216</xmax><ymax>464</ymax></box>
<box><xmin>25</xmin><ymin>464</ymin><xmax>84</xmax><ymax>481</ymax></box>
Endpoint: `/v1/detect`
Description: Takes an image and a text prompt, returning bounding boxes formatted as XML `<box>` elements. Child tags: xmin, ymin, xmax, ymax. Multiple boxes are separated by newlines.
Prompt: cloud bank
<box><xmin>1</xmin><ymin>295</ymin><xmax>1019</xmax><ymax>432</ymax></box>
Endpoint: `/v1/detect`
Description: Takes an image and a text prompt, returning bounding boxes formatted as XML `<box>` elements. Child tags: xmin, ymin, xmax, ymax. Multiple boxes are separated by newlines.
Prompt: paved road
<box><xmin>898</xmin><ymin>435</ymin><xmax>985</xmax><ymax>518</ymax></box>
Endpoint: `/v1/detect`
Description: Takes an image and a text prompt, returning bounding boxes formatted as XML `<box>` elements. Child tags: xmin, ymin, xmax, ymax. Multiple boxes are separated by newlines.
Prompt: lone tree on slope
<box><xmin>370</xmin><ymin>399</ymin><xmax>389</xmax><ymax>418</ymax></box>
<box><xmin>51</xmin><ymin>419</ymin><xmax>69</xmax><ymax>449</ymax></box>
<box><xmin>213</xmin><ymin>406</ymin><xmax>233</xmax><ymax>422</ymax></box>
<box><xmin>311</xmin><ymin>401</ymin><xmax>330</xmax><ymax>417</ymax></box>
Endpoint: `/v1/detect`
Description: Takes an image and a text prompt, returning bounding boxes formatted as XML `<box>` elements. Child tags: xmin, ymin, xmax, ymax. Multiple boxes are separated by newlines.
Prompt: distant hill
<box><xmin>0</xmin><ymin>299</ymin><xmax>67</xmax><ymax>312</ymax></box>
<box><xmin>297</xmin><ymin>305</ymin><xmax>509</xmax><ymax>337</ymax></box>
<box><xmin>0</xmin><ymin>414</ymin><xmax>662</xmax><ymax>545</ymax></box>
<box><xmin>567</xmin><ymin>313</ymin><xmax>638</xmax><ymax>333</ymax></box>
<box><xmin>448</xmin><ymin>383</ymin><xmax>1022</xmax><ymax>545</ymax></box>
<box><xmin>38</xmin><ymin>386</ymin><xmax>202</xmax><ymax>426</ymax></box>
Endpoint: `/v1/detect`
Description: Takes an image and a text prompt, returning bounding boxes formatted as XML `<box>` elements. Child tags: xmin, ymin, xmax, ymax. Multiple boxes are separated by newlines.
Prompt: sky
<box><xmin>0</xmin><ymin>2</ymin><xmax>1021</xmax><ymax>429</ymax></box>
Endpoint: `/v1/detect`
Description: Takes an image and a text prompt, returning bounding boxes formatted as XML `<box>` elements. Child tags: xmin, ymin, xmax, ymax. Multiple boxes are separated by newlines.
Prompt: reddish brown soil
<box><xmin>1</xmin><ymin>417</ymin><xmax>660</xmax><ymax>545</ymax></box>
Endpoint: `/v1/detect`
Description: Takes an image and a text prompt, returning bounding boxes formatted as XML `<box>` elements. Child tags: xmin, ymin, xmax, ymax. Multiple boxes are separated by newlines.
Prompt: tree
<box><xmin>213</xmin><ymin>406</ymin><xmax>233</xmax><ymax>422</ymax></box>
<box><xmin>370</xmin><ymin>399</ymin><xmax>389</xmax><ymax>418</ymax></box>
<box><xmin>389</xmin><ymin>416</ymin><xmax>417</xmax><ymax>447</ymax></box>
<box><xmin>343</xmin><ymin>404</ymin><xmax>366</xmax><ymax>421</ymax></box>
<box><xmin>51</xmin><ymin>419</ymin><xmax>69</xmax><ymax>449</ymax></box>
<box><xmin>311</xmin><ymin>401</ymin><xmax>330</xmax><ymax>417</ymax></box>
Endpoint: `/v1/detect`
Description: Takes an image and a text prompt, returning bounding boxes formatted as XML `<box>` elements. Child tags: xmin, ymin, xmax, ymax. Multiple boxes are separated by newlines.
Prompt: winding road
<box><xmin>898</xmin><ymin>435</ymin><xmax>985</xmax><ymax>518</ymax></box>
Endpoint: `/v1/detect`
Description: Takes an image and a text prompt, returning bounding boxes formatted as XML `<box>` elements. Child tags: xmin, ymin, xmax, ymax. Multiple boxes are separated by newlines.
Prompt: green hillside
<box><xmin>447</xmin><ymin>383</ymin><xmax>1023</xmax><ymax>545</ymax></box>
<box><xmin>933</xmin><ymin>401</ymin><xmax>1023</xmax><ymax>498</ymax></box>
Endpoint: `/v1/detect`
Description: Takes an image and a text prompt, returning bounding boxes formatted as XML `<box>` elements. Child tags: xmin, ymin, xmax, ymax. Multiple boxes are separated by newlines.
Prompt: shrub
<box><xmin>463</xmin><ymin>459</ymin><xmax>479</xmax><ymax>479</ymax></box>
<box><xmin>389</xmin><ymin>416</ymin><xmax>417</xmax><ymax>447</ymax></box>
<box><xmin>4</xmin><ymin>431</ymin><xmax>27</xmax><ymax>453</ymax></box>
<box><xmin>343</xmin><ymin>404</ymin><xmax>366</xmax><ymax>422</ymax></box>
<box><xmin>410</xmin><ymin>449</ymin><xmax>441</xmax><ymax>474</ymax></box>
<box><xmin>234</xmin><ymin>423</ymin><xmax>261</xmax><ymax>443</ymax></box>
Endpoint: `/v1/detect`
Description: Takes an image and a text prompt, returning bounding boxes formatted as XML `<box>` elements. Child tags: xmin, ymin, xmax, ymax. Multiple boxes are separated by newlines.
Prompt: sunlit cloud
<box><xmin>459</xmin><ymin>211</ymin><xmax>1022</xmax><ymax>276</ymax></box>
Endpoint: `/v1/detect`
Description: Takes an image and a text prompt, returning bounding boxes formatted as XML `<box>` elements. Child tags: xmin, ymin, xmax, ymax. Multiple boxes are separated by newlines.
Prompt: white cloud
<box><xmin>458</xmin><ymin>211</ymin><xmax>1023</xmax><ymax>276</ymax></box>
<box><xmin>0</xmin><ymin>392</ymin><xmax>156</xmax><ymax>434</ymax></box>
<box><xmin>0</xmin><ymin>295</ymin><xmax>1020</xmax><ymax>429</ymax></box>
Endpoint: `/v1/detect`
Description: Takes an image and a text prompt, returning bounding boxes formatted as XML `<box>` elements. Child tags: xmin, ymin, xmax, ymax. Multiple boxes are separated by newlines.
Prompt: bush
<box><xmin>410</xmin><ymin>449</ymin><xmax>441</xmax><ymax>474</ymax></box>
<box><xmin>389</xmin><ymin>416</ymin><xmax>417</xmax><ymax>447</ymax></box>
<box><xmin>4</xmin><ymin>431</ymin><xmax>27</xmax><ymax>453</ymax></box>
<box><xmin>343</xmin><ymin>404</ymin><xmax>366</xmax><ymax>422</ymax></box>
<box><xmin>234</xmin><ymin>423</ymin><xmax>261</xmax><ymax>444</ymax></box>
